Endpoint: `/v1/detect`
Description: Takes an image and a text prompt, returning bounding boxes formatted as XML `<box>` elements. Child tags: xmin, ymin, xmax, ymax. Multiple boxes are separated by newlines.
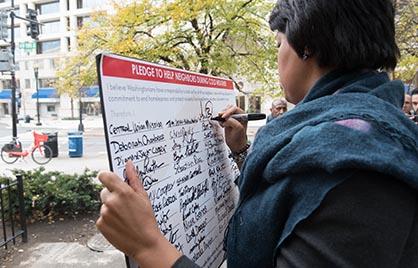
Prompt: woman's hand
<box><xmin>96</xmin><ymin>161</ymin><xmax>182</xmax><ymax>268</ymax></box>
<box><xmin>218</xmin><ymin>105</ymin><xmax>248</xmax><ymax>153</ymax></box>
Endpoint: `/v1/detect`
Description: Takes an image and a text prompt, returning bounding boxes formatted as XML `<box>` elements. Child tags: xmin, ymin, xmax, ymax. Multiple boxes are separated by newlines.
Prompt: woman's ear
<box><xmin>302</xmin><ymin>48</ymin><xmax>311</xmax><ymax>61</ymax></box>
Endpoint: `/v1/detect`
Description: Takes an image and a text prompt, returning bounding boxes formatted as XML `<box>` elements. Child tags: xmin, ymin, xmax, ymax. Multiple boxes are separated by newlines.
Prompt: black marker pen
<box><xmin>211</xmin><ymin>113</ymin><xmax>266</xmax><ymax>122</ymax></box>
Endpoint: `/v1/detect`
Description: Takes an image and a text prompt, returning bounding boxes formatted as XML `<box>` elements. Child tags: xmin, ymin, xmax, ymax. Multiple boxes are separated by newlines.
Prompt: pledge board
<box><xmin>97</xmin><ymin>54</ymin><xmax>239</xmax><ymax>268</ymax></box>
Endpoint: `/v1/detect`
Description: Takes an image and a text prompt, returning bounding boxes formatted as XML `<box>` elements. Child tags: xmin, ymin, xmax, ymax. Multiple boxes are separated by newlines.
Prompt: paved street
<box><xmin>0</xmin><ymin>116</ymin><xmax>109</xmax><ymax>176</ymax></box>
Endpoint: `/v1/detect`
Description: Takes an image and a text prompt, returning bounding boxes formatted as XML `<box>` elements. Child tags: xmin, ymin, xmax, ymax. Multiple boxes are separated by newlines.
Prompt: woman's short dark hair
<box><xmin>269</xmin><ymin>0</ymin><xmax>400</xmax><ymax>71</ymax></box>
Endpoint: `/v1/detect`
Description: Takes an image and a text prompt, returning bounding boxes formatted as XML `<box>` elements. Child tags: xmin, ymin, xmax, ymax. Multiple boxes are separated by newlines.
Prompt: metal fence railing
<box><xmin>0</xmin><ymin>174</ymin><xmax>27</xmax><ymax>249</ymax></box>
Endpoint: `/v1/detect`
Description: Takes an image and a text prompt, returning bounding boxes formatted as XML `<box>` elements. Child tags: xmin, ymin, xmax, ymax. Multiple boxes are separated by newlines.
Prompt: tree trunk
<box><xmin>71</xmin><ymin>98</ymin><xmax>74</xmax><ymax>119</ymax></box>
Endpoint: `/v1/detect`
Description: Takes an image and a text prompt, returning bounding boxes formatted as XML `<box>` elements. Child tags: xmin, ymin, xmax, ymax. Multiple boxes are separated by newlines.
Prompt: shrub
<box><xmin>0</xmin><ymin>168</ymin><xmax>102</xmax><ymax>222</ymax></box>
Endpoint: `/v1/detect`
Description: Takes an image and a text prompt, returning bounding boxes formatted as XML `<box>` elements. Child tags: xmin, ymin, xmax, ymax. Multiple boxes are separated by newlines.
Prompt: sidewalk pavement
<box><xmin>15</xmin><ymin>242</ymin><xmax>125</xmax><ymax>268</ymax></box>
<box><xmin>11</xmin><ymin>116</ymin><xmax>105</xmax><ymax>130</ymax></box>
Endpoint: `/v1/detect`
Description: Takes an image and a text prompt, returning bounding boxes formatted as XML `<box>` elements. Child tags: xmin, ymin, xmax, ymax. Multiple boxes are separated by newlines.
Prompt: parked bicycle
<box><xmin>1</xmin><ymin>131</ymin><xmax>53</xmax><ymax>165</ymax></box>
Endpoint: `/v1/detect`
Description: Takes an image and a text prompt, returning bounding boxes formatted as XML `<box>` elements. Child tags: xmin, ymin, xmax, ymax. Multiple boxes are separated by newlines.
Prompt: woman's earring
<box><xmin>302</xmin><ymin>52</ymin><xmax>309</xmax><ymax>61</ymax></box>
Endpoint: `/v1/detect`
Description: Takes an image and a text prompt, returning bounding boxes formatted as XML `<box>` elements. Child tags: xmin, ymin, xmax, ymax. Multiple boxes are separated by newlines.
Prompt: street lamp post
<box><xmin>34</xmin><ymin>65</ymin><xmax>41</xmax><ymax>126</ymax></box>
<box><xmin>10</xmin><ymin>0</ymin><xmax>17</xmax><ymax>138</ymax></box>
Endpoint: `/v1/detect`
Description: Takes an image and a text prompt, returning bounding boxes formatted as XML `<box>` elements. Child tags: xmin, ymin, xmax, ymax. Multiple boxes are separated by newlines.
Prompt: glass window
<box><xmin>236</xmin><ymin>96</ymin><xmax>246</xmax><ymax>111</ymax></box>
<box><xmin>36</xmin><ymin>1</ymin><xmax>60</xmax><ymax>15</ymax></box>
<box><xmin>7</xmin><ymin>27</ymin><xmax>20</xmax><ymax>40</ymax></box>
<box><xmin>248</xmin><ymin>96</ymin><xmax>261</xmax><ymax>113</ymax></box>
<box><xmin>41</xmin><ymin>20</ymin><xmax>60</xmax><ymax>34</ymax></box>
<box><xmin>25</xmin><ymin>79</ymin><xmax>30</xmax><ymax>88</ymax></box>
<box><xmin>77</xmin><ymin>0</ymin><xmax>102</xmax><ymax>9</ymax></box>
<box><xmin>2</xmin><ymin>80</ymin><xmax>11</xmax><ymax>89</ymax></box>
<box><xmin>76</xmin><ymin>17</ymin><xmax>82</xmax><ymax>28</ymax></box>
<box><xmin>77</xmin><ymin>16</ymin><xmax>91</xmax><ymax>29</ymax></box>
<box><xmin>37</xmin><ymin>39</ymin><xmax>60</xmax><ymax>54</ymax></box>
<box><xmin>47</xmin><ymin>105</ymin><xmax>56</xmax><ymax>112</ymax></box>
<box><xmin>39</xmin><ymin>78</ymin><xmax>56</xmax><ymax>88</ymax></box>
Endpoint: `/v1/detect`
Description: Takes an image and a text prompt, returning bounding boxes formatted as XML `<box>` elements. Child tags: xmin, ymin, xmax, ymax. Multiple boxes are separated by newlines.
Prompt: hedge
<box><xmin>0</xmin><ymin>168</ymin><xmax>102</xmax><ymax>222</ymax></box>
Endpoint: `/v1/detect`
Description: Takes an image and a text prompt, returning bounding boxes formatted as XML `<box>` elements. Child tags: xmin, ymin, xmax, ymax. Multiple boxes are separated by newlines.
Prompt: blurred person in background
<box><xmin>409</xmin><ymin>88</ymin><xmax>418</xmax><ymax>124</ymax></box>
<box><xmin>267</xmin><ymin>98</ymin><xmax>288</xmax><ymax>123</ymax></box>
<box><xmin>411</xmin><ymin>88</ymin><xmax>418</xmax><ymax>113</ymax></box>
<box><xmin>403</xmin><ymin>93</ymin><xmax>412</xmax><ymax>115</ymax></box>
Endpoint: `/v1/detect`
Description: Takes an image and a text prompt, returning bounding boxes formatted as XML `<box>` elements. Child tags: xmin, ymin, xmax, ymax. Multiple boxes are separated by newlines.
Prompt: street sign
<box><xmin>18</xmin><ymin>41</ymin><xmax>36</xmax><ymax>51</ymax></box>
<box><xmin>0</xmin><ymin>48</ymin><xmax>13</xmax><ymax>72</ymax></box>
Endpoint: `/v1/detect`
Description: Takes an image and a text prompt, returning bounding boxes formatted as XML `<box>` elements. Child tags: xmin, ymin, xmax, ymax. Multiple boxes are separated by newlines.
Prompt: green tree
<box><xmin>55</xmin><ymin>56</ymin><xmax>97</xmax><ymax>98</ymax></box>
<box><xmin>56</xmin><ymin>0</ymin><xmax>278</xmax><ymax>96</ymax></box>
<box><xmin>394</xmin><ymin>0</ymin><xmax>418</xmax><ymax>86</ymax></box>
<box><xmin>55</xmin><ymin>55</ymin><xmax>97</xmax><ymax>118</ymax></box>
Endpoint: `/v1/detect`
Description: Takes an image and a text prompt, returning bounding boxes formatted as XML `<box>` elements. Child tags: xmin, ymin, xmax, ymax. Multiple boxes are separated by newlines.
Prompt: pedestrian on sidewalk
<box><xmin>96</xmin><ymin>0</ymin><xmax>418</xmax><ymax>267</ymax></box>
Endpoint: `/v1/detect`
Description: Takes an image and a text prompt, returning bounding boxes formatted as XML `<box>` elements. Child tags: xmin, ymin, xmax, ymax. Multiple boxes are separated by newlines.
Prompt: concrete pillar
<box><xmin>69</xmin><ymin>0</ymin><xmax>78</xmax><ymax>50</ymax></box>
<box><xmin>59</xmin><ymin>0</ymin><xmax>68</xmax><ymax>52</ymax></box>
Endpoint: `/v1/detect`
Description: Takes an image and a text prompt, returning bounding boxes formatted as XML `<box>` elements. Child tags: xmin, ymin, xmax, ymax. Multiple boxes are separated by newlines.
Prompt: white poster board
<box><xmin>97</xmin><ymin>54</ymin><xmax>239</xmax><ymax>268</ymax></box>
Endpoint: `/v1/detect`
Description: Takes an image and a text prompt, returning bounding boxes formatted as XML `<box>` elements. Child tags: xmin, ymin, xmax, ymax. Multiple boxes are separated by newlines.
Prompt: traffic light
<box><xmin>0</xmin><ymin>11</ymin><xmax>8</xmax><ymax>40</ymax></box>
<box><xmin>26</xmin><ymin>9</ymin><xmax>39</xmax><ymax>40</ymax></box>
<box><xmin>0</xmin><ymin>47</ymin><xmax>14</xmax><ymax>72</ymax></box>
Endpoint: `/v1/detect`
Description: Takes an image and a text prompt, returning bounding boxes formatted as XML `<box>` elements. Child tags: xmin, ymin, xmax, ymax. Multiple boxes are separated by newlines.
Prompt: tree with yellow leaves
<box><xmin>394</xmin><ymin>0</ymin><xmax>418</xmax><ymax>87</ymax></box>
<box><xmin>56</xmin><ymin>0</ymin><xmax>278</xmax><ymax>97</ymax></box>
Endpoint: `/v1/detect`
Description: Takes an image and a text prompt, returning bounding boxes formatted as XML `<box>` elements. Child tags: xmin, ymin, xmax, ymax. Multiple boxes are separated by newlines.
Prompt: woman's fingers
<box><xmin>217</xmin><ymin>107</ymin><xmax>248</xmax><ymax>152</ymax></box>
<box><xmin>100</xmin><ymin>188</ymin><xmax>111</xmax><ymax>203</ymax></box>
<box><xmin>222</xmin><ymin>116</ymin><xmax>245</xmax><ymax>129</ymax></box>
<box><xmin>219</xmin><ymin>106</ymin><xmax>245</xmax><ymax>120</ymax></box>
<box><xmin>98</xmin><ymin>170</ymin><xmax>127</xmax><ymax>193</ymax></box>
<box><xmin>96</xmin><ymin>168</ymin><xmax>171</xmax><ymax>265</ymax></box>
<box><xmin>125</xmin><ymin>160</ymin><xmax>144</xmax><ymax>193</ymax></box>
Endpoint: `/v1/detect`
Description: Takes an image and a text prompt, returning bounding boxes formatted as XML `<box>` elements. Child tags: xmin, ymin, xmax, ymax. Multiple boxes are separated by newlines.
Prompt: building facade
<box><xmin>0</xmin><ymin>0</ymin><xmax>106</xmax><ymax>118</ymax></box>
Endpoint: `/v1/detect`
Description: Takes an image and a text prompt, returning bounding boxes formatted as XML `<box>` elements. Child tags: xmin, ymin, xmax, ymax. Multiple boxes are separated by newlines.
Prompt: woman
<box><xmin>96</xmin><ymin>0</ymin><xmax>418</xmax><ymax>267</ymax></box>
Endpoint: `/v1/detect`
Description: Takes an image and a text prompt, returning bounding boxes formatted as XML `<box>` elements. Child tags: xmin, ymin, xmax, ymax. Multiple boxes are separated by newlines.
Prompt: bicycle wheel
<box><xmin>1</xmin><ymin>148</ymin><xmax>19</xmax><ymax>164</ymax></box>
<box><xmin>31</xmin><ymin>145</ymin><xmax>52</xmax><ymax>165</ymax></box>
